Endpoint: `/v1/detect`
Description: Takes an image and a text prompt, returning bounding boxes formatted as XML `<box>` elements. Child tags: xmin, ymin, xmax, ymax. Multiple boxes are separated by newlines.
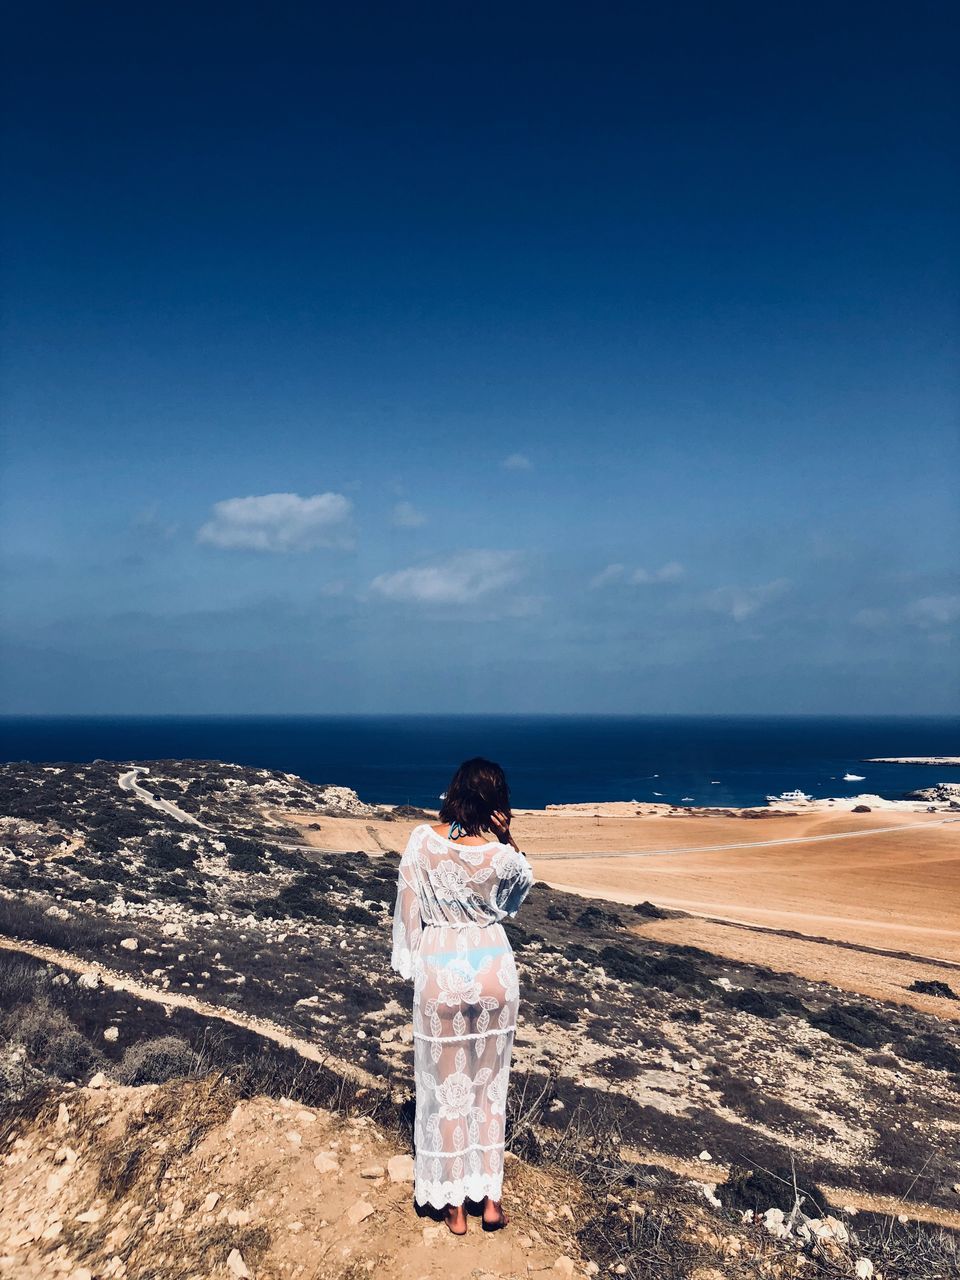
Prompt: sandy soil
<box><xmin>0</xmin><ymin>1078</ymin><xmax>587</xmax><ymax>1280</ymax></box>
<box><xmin>284</xmin><ymin>805</ymin><xmax>960</xmax><ymax>1012</ymax></box>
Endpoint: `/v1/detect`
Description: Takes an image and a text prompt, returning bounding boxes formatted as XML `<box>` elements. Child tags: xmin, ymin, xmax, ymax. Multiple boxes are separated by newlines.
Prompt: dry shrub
<box><xmin>12</xmin><ymin>998</ymin><xmax>100</xmax><ymax>1081</ymax></box>
<box><xmin>116</xmin><ymin>1035</ymin><xmax>201</xmax><ymax>1085</ymax></box>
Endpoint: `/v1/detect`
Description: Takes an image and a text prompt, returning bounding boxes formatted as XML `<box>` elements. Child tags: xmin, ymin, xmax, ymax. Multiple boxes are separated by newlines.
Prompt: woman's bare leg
<box><xmin>445</xmin><ymin>1203</ymin><xmax>468</xmax><ymax>1234</ymax></box>
<box><xmin>482</xmin><ymin>1196</ymin><xmax>507</xmax><ymax>1226</ymax></box>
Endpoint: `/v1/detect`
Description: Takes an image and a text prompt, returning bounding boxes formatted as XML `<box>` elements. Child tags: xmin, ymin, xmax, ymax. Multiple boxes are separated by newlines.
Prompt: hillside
<box><xmin>1</xmin><ymin>759</ymin><xmax>959</xmax><ymax>1279</ymax></box>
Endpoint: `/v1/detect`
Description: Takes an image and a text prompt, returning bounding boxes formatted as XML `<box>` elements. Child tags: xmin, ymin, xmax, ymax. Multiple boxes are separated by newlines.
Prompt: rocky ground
<box><xmin>1</xmin><ymin>759</ymin><xmax>959</xmax><ymax>1279</ymax></box>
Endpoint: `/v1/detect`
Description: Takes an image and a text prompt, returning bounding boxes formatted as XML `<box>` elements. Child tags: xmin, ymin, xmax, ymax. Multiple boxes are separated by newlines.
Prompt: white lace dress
<box><xmin>391</xmin><ymin>822</ymin><xmax>535</xmax><ymax>1209</ymax></box>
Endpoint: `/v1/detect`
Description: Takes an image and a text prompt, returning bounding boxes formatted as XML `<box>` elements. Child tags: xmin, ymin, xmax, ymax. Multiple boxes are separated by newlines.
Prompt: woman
<box><xmin>391</xmin><ymin>756</ymin><xmax>534</xmax><ymax>1235</ymax></box>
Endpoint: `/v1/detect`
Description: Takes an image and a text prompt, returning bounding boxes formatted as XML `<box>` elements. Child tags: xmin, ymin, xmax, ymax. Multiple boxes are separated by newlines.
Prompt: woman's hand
<box><xmin>488</xmin><ymin>810</ymin><xmax>511</xmax><ymax>840</ymax></box>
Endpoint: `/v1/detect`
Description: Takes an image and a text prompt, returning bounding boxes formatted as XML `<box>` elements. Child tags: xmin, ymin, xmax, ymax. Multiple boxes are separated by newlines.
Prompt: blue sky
<box><xmin>1</xmin><ymin>3</ymin><xmax>957</xmax><ymax>714</ymax></box>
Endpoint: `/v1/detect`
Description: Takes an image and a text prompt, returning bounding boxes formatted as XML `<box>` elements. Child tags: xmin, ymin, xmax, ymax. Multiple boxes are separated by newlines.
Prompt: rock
<box><xmin>103</xmin><ymin>1027</ymin><xmax>119</xmax><ymax>1042</ymax></box>
<box><xmin>313</xmin><ymin>1152</ymin><xmax>339</xmax><ymax>1175</ymax></box>
<box><xmin>762</xmin><ymin>1207</ymin><xmax>787</xmax><ymax>1237</ymax></box>
<box><xmin>906</xmin><ymin>782</ymin><xmax>960</xmax><ymax>803</ymax></box>
<box><xmin>161</xmin><ymin>923</ymin><xmax>179</xmax><ymax>937</ymax></box>
<box><xmin>804</xmin><ymin>1215</ymin><xmax>849</xmax><ymax>1244</ymax></box>
<box><xmin>55</xmin><ymin>1103</ymin><xmax>70</xmax><ymax>1131</ymax></box>
<box><xmin>855</xmin><ymin>1262</ymin><xmax>874</xmax><ymax>1279</ymax></box>
<box><xmin>360</xmin><ymin>1164</ymin><xmax>385</xmax><ymax>1179</ymax></box>
<box><xmin>697</xmin><ymin>1149</ymin><xmax>712</xmax><ymax>1161</ymax></box>
<box><xmin>203</xmin><ymin>1192</ymin><xmax>220</xmax><ymax>1211</ymax></box>
<box><xmin>387</xmin><ymin>1154</ymin><xmax>414</xmax><ymax>1183</ymax></box>
<box><xmin>909</xmin><ymin>979</ymin><xmax>958</xmax><ymax>1000</ymax></box>
<box><xmin>696</xmin><ymin>1182</ymin><xmax>722</xmax><ymax>1209</ymax></box>
<box><xmin>346</xmin><ymin>1199</ymin><xmax>375</xmax><ymax>1226</ymax></box>
<box><xmin>226</xmin><ymin>1249</ymin><xmax>251</xmax><ymax>1278</ymax></box>
<box><xmin>553</xmin><ymin>1258</ymin><xmax>576</xmax><ymax>1278</ymax></box>
<box><xmin>119</xmin><ymin>938</ymin><xmax>138</xmax><ymax>951</ymax></box>
<box><xmin>227</xmin><ymin>1209</ymin><xmax>251</xmax><ymax>1227</ymax></box>
<box><xmin>75</xmin><ymin>1208</ymin><xmax>104</xmax><ymax>1224</ymax></box>
<box><xmin>288</xmin><ymin>1221</ymin><xmax>304</xmax><ymax>1233</ymax></box>
<box><xmin>285</xmin><ymin>1131</ymin><xmax>301</xmax><ymax>1147</ymax></box>
<box><xmin>77</xmin><ymin>971</ymin><xmax>101</xmax><ymax>990</ymax></box>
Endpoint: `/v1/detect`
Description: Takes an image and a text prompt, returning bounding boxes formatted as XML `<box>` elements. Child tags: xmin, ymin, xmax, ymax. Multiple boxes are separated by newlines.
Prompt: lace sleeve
<box><xmin>391</xmin><ymin>832</ymin><xmax>423</xmax><ymax>980</ymax></box>
<box><xmin>495</xmin><ymin>849</ymin><xmax>535</xmax><ymax>919</ymax></box>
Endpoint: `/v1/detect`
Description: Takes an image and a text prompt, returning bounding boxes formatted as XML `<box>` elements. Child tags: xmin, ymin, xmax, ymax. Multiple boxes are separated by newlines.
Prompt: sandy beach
<box><xmin>283</xmin><ymin>801</ymin><xmax>960</xmax><ymax>1018</ymax></box>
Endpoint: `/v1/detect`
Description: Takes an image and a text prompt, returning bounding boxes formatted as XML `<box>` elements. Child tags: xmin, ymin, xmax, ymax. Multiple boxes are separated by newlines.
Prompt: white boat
<box><xmin>843</xmin><ymin>773</ymin><xmax>865</xmax><ymax>782</ymax></box>
<box><xmin>766</xmin><ymin>788</ymin><xmax>813</xmax><ymax>804</ymax></box>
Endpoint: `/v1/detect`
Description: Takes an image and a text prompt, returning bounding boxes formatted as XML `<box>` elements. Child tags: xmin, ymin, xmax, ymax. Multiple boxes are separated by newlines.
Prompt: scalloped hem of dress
<box><xmin>414</xmin><ymin>1174</ymin><xmax>505</xmax><ymax>1210</ymax></box>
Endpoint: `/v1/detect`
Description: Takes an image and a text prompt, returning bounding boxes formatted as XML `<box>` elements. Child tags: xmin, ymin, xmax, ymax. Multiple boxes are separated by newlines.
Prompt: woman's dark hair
<box><xmin>438</xmin><ymin>757</ymin><xmax>511</xmax><ymax>836</ymax></box>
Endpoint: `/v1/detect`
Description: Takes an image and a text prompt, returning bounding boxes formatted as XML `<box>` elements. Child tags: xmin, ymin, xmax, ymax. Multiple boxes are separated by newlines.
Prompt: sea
<box><xmin>0</xmin><ymin>715</ymin><xmax>957</xmax><ymax>810</ymax></box>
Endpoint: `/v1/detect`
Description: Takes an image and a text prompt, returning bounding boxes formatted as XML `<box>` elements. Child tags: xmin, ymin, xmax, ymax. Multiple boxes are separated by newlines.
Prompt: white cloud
<box><xmin>197</xmin><ymin>492</ymin><xmax>353</xmax><ymax>552</ymax></box>
<box><xmin>906</xmin><ymin>594</ymin><xmax>960</xmax><ymax>627</ymax></box>
<box><xmin>590</xmin><ymin>563</ymin><xmax>626</xmax><ymax>589</ymax></box>
<box><xmin>391</xmin><ymin>500</ymin><xmax>427</xmax><ymax>529</ymax></box>
<box><xmin>370</xmin><ymin>550</ymin><xmax>523</xmax><ymax>603</ymax></box>
<box><xmin>502</xmin><ymin>453</ymin><xmax>532</xmax><ymax>471</ymax></box>
<box><xmin>631</xmin><ymin>561</ymin><xmax>685</xmax><ymax>585</ymax></box>
<box><xmin>704</xmin><ymin>578</ymin><xmax>789</xmax><ymax>622</ymax></box>
<box><xmin>591</xmin><ymin>561</ymin><xmax>684</xmax><ymax>588</ymax></box>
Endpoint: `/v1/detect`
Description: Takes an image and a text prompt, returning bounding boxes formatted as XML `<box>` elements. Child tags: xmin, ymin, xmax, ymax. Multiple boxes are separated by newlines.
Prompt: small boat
<box><xmin>843</xmin><ymin>773</ymin><xmax>865</xmax><ymax>782</ymax></box>
<box><xmin>766</xmin><ymin>789</ymin><xmax>813</xmax><ymax>804</ymax></box>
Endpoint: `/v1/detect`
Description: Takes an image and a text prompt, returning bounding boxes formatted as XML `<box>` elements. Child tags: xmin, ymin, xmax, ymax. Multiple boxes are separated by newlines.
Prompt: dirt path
<box><xmin>119</xmin><ymin>766</ymin><xmax>209</xmax><ymax>829</ymax></box>
<box><xmin>0</xmin><ymin>932</ymin><xmax>376</xmax><ymax>1087</ymax></box>
<box><xmin>632</xmin><ymin>916</ymin><xmax>960</xmax><ymax>1022</ymax></box>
